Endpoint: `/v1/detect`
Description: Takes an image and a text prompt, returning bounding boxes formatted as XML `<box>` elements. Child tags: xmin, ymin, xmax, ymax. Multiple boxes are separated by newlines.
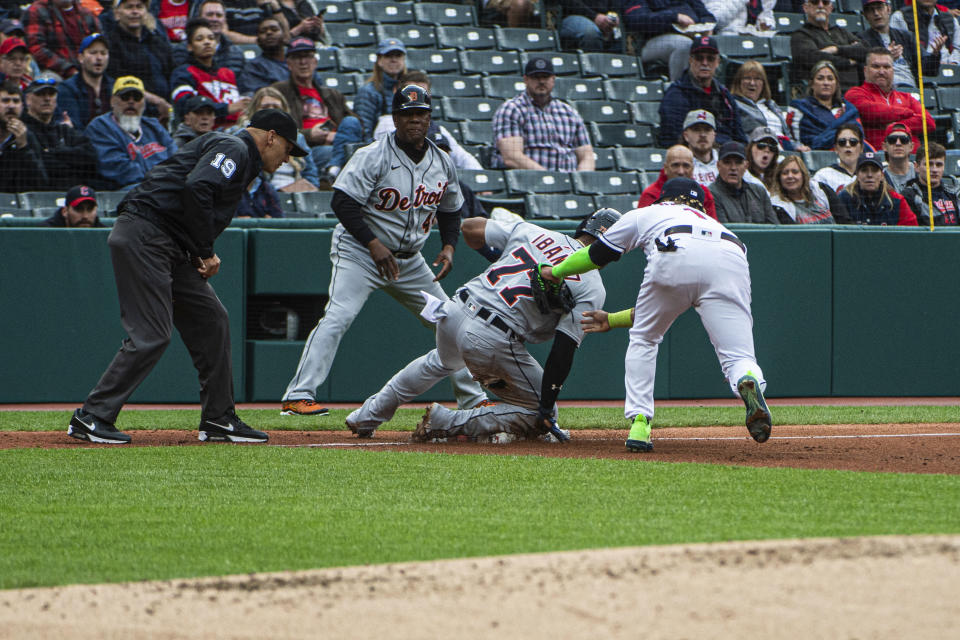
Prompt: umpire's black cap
<box><xmin>392</xmin><ymin>84</ymin><xmax>431</xmax><ymax>113</ymax></box>
<box><xmin>248</xmin><ymin>108</ymin><xmax>309</xmax><ymax>157</ymax></box>
<box><xmin>657</xmin><ymin>177</ymin><xmax>705</xmax><ymax>205</ymax></box>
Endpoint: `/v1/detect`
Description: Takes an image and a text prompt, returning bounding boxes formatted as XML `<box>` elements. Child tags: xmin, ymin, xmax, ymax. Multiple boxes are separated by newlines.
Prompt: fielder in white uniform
<box><xmin>280</xmin><ymin>85</ymin><xmax>487</xmax><ymax>419</ymax></box>
<box><xmin>345</xmin><ymin>209</ymin><xmax>619</xmax><ymax>441</ymax></box>
<box><xmin>541</xmin><ymin>177</ymin><xmax>772</xmax><ymax>452</ymax></box>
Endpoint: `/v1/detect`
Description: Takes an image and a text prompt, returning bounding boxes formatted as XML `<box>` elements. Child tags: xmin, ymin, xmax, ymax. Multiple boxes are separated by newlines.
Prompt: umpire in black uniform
<box><xmin>68</xmin><ymin>109</ymin><xmax>308</xmax><ymax>444</ymax></box>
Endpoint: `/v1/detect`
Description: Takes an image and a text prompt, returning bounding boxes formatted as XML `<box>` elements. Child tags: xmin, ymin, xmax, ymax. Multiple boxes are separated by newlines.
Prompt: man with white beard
<box><xmin>85</xmin><ymin>75</ymin><xmax>176</xmax><ymax>189</ymax></box>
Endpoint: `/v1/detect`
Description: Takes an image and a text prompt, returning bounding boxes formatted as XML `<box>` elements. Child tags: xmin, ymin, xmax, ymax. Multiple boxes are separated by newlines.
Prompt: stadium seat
<box><xmin>519</xmin><ymin>51</ymin><xmax>580</xmax><ymax>76</ymax></box>
<box><xmin>376</xmin><ymin>24</ymin><xmax>437</xmax><ymax>48</ymax></box>
<box><xmin>716</xmin><ymin>35</ymin><xmax>771</xmax><ymax>60</ymax></box>
<box><xmin>275</xmin><ymin>191</ymin><xmax>297</xmax><ymax>213</ymax></box>
<box><xmin>494</xmin><ymin>27</ymin><xmax>556</xmax><ymax>52</ymax></box>
<box><xmin>834</xmin><ymin>0</ymin><xmax>861</xmax><ymax>13</ymax></box>
<box><xmin>311</xmin><ymin>0</ymin><xmax>355</xmax><ymax>22</ymax></box>
<box><xmin>336</xmin><ymin>47</ymin><xmax>377</xmax><ymax>73</ymax></box>
<box><xmin>440</xmin><ymin>96</ymin><xmax>501</xmax><ymax>120</ymax></box>
<box><xmin>593</xmin><ymin>193</ymin><xmax>639</xmax><ymax>213</ymax></box>
<box><xmin>578</xmin><ymin>52</ymin><xmax>641</xmax><ymax>78</ymax></box>
<box><xmin>459</xmin><ymin>120</ymin><xmax>494</xmax><ymax>145</ymax></box>
<box><xmin>97</xmin><ymin>190</ymin><xmax>130</xmax><ymax>215</ymax></box>
<box><xmin>293</xmin><ymin>191</ymin><xmax>335</xmax><ymax>216</ymax></box>
<box><xmin>591</xmin><ymin>123</ymin><xmax>653</xmax><ymax>147</ymax></box>
<box><xmin>353</xmin><ymin>1</ymin><xmax>415</xmax><ymax>24</ymax></box>
<box><xmin>406</xmin><ymin>48</ymin><xmax>461</xmax><ymax>74</ymax></box>
<box><xmin>770</xmin><ymin>35</ymin><xmax>792</xmax><ymax>61</ymax></box>
<box><xmin>319</xmin><ymin>73</ymin><xmax>357</xmax><ymax>94</ymax></box>
<box><xmin>614</xmin><ymin>147</ymin><xmax>668</xmax><ymax>172</ymax></box>
<box><xmin>603</xmin><ymin>78</ymin><xmax>663</xmax><ymax>102</ymax></box>
<box><xmin>237</xmin><ymin>43</ymin><xmax>261</xmax><ymax>61</ymax></box>
<box><xmin>803</xmin><ymin>150</ymin><xmax>837</xmax><ymax>173</ymax></box>
<box><xmin>631</xmin><ymin>101</ymin><xmax>660</xmax><ymax>127</ymax></box>
<box><xmin>0</xmin><ymin>192</ymin><xmax>20</xmax><ymax>208</ymax></box>
<box><xmin>32</xmin><ymin>205</ymin><xmax>59</xmax><ymax>218</ymax></box>
<box><xmin>830</xmin><ymin>14</ymin><xmax>861</xmax><ymax>30</ymax></box>
<box><xmin>772</xmin><ymin>12</ymin><xmax>804</xmax><ymax>33</ymax></box>
<box><xmin>482</xmin><ymin>75</ymin><xmax>525</xmax><ymax>99</ymax></box>
<box><xmin>931</xmin><ymin>63</ymin><xmax>960</xmax><ymax>86</ymax></box>
<box><xmin>572</xmin><ymin>171</ymin><xmax>641</xmax><ymax>195</ymax></box>
<box><xmin>592</xmin><ymin>148</ymin><xmax>616</xmax><ymax>170</ymax></box>
<box><xmin>552</xmin><ymin>76</ymin><xmax>605</xmax><ymax>101</ymax></box>
<box><xmin>523</xmin><ymin>193</ymin><xmax>594</xmax><ymax>219</ymax></box>
<box><xmin>315</xmin><ymin>48</ymin><xmax>338</xmax><ymax>72</ymax></box>
<box><xmin>430</xmin><ymin>74</ymin><xmax>484</xmax><ymax>97</ymax></box>
<box><xmin>505</xmin><ymin>170</ymin><xmax>572</xmax><ymax>195</ymax></box>
<box><xmin>325</xmin><ymin>23</ymin><xmax>378</xmax><ymax>48</ymax></box>
<box><xmin>436</xmin><ymin>25</ymin><xmax>495</xmax><ymax>49</ymax></box>
<box><xmin>18</xmin><ymin>191</ymin><xmax>63</xmax><ymax>209</ymax></box>
<box><xmin>459</xmin><ymin>168</ymin><xmax>506</xmax><ymax>193</ymax></box>
<box><xmin>572</xmin><ymin>100</ymin><xmax>631</xmax><ymax>123</ymax></box>
<box><xmin>458</xmin><ymin>49</ymin><xmax>521</xmax><ymax>75</ymax></box>
<box><xmin>414</xmin><ymin>2</ymin><xmax>476</xmax><ymax>26</ymax></box>
<box><xmin>944</xmin><ymin>150</ymin><xmax>960</xmax><ymax>174</ymax></box>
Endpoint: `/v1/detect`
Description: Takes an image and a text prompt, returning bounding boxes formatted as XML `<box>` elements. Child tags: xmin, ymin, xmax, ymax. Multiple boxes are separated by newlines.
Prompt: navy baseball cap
<box><xmin>718</xmin><ymin>141</ymin><xmax>747</xmax><ymax>161</ymax></box>
<box><xmin>184</xmin><ymin>94</ymin><xmax>216</xmax><ymax>113</ymax></box>
<box><xmin>524</xmin><ymin>56</ymin><xmax>555</xmax><ymax>76</ymax></box>
<box><xmin>25</xmin><ymin>77</ymin><xmax>58</xmax><ymax>94</ymax></box>
<box><xmin>657</xmin><ymin>177</ymin><xmax>705</xmax><ymax>204</ymax></box>
<box><xmin>248</xmin><ymin>108</ymin><xmax>309</xmax><ymax>157</ymax></box>
<box><xmin>690</xmin><ymin>35</ymin><xmax>718</xmax><ymax>55</ymax></box>
<box><xmin>392</xmin><ymin>84</ymin><xmax>431</xmax><ymax>112</ymax></box>
<box><xmin>856</xmin><ymin>151</ymin><xmax>883</xmax><ymax>171</ymax></box>
<box><xmin>286</xmin><ymin>37</ymin><xmax>317</xmax><ymax>57</ymax></box>
<box><xmin>66</xmin><ymin>185</ymin><xmax>97</xmax><ymax>208</ymax></box>
<box><xmin>0</xmin><ymin>18</ymin><xmax>24</xmax><ymax>36</ymax></box>
<box><xmin>78</xmin><ymin>32</ymin><xmax>106</xmax><ymax>54</ymax></box>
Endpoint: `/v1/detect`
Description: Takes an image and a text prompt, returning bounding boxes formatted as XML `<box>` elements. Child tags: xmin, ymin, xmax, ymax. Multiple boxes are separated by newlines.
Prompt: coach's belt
<box><xmin>392</xmin><ymin>250</ymin><xmax>417</xmax><ymax>259</ymax></box>
<box><xmin>457</xmin><ymin>290</ymin><xmax>521</xmax><ymax>340</ymax></box>
<box><xmin>663</xmin><ymin>225</ymin><xmax>746</xmax><ymax>253</ymax></box>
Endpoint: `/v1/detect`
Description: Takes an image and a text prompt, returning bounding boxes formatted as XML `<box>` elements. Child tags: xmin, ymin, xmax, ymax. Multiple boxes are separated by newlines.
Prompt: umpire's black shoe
<box><xmin>68</xmin><ymin>408</ymin><xmax>131</xmax><ymax>444</ymax></box>
<box><xmin>199</xmin><ymin>412</ymin><xmax>269</xmax><ymax>443</ymax></box>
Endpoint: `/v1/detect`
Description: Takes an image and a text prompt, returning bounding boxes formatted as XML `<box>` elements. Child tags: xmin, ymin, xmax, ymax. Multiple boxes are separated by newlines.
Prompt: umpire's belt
<box><xmin>458</xmin><ymin>290</ymin><xmax>521</xmax><ymax>341</ymax></box>
<box><xmin>392</xmin><ymin>250</ymin><xmax>417</xmax><ymax>259</ymax></box>
<box><xmin>663</xmin><ymin>225</ymin><xmax>746</xmax><ymax>253</ymax></box>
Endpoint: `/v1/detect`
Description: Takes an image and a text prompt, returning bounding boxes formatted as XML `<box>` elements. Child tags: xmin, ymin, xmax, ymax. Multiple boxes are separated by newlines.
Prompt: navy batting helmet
<box><xmin>392</xmin><ymin>85</ymin><xmax>431</xmax><ymax>112</ymax></box>
<box><xmin>576</xmin><ymin>207</ymin><xmax>621</xmax><ymax>239</ymax></box>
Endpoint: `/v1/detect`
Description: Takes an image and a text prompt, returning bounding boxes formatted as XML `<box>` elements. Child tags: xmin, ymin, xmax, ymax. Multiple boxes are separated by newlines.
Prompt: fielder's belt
<box><xmin>392</xmin><ymin>250</ymin><xmax>417</xmax><ymax>259</ymax></box>
<box><xmin>458</xmin><ymin>290</ymin><xmax>521</xmax><ymax>341</ymax></box>
<box><xmin>662</xmin><ymin>225</ymin><xmax>746</xmax><ymax>252</ymax></box>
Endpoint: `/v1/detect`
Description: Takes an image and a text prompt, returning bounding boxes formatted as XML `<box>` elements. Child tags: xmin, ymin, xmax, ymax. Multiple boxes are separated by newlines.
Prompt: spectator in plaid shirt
<box><xmin>491</xmin><ymin>56</ymin><xmax>594</xmax><ymax>172</ymax></box>
<box><xmin>23</xmin><ymin>0</ymin><xmax>100</xmax><ymax>78</ymax></box>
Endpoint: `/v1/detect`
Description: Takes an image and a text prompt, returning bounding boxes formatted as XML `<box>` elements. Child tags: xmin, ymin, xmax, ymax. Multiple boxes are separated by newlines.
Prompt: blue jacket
<box><xmin>353</xmin><ymin>73</ymin><xmax>399</xmax><ymax>142</ymax></box>
<box><xmin>623</xmin><ymin>0</ymin><xmax>715</xmax><ymax>37</ymax></box>
<box><xmin>85</xmin><ymin>112</ymin><xmax>177</xmax><ymax>189</ymax></box>
<box><xmin>57</xmin><ymin>72</ymin><xmax>114</xmax><ymax>132</ymax></box>
<box><xmin>658</xmin><ymin>70</ymin><xmax>745</xmax><ymax>146</ymax></box>
<box><xmin>787</xmin><ymin>97</ymin><xmax>861</xmax><ymax>150</ymax></box>
<box><xmin>237</xmin><ymin>55</ymin><xmax>290</xmax><ymax>95</ymax></box>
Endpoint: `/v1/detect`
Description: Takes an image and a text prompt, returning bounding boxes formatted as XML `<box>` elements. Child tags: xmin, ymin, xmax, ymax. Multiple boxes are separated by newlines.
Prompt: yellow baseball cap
<box><xmin>112</xmin><ymin>76</ymin><xmax>145</xmax><ymax>97</ymax></box>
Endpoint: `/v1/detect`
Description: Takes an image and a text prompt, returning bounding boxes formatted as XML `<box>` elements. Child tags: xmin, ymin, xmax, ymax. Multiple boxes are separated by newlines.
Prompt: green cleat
<box><xmin>737</xmin><ymin>374</ymin><xmax>772</xmax><ymax>443</ymax></box>
<box><xmin>625</xmin><ymin>414</ymin><xmax>653</xmax><ymax>452</ymax></box>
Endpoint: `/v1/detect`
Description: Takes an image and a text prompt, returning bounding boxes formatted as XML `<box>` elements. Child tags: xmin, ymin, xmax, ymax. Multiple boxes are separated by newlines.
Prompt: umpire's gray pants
<box><xmin>83</xmin><ymin>214</ymin><xmax>234</xmax><ymax>423</ymax></box>
<box><xmin>282</xmin><ymin>226</ymin><xmax>485</xmax><ymax>408</ymax></box>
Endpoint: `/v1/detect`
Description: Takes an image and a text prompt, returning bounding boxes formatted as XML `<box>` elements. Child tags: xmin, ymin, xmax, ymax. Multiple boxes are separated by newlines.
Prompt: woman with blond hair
<box><xmin>230</xmin><ymin>86</ymin><xmax>321</xmax><ymax>191</ymax></box>
<box><xmin>353</xmin><ymin>38</ymin><xmax>407</xmax><ymax>142</ymax></box>
<box><xmin>731</xmin><ymin>60</ymin><xmax>807</xmax><ymax>151</ymax></box>
<box><xmin>787</xmin><ymin>60</ymin><xmax>860</xmax><ymax>150</ymax></box>
<box><xmin>837</xmin><ymin>152</ymin><xmax>917</xmax><ymax>226</ymax></box>
<box><xmin>770</xmin><ymin>154</ymin><xmax>848</xmax><ymax>224</ymax></box>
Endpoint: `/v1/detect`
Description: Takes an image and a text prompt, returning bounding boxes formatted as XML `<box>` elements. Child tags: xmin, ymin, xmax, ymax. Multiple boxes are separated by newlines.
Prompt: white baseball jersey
<box><xmin>333</xmin><ymin>134</ymin><xmax>464</xmax><ymax>254</ymax></box>
<box><xmin>600</xmin><ymin>202</ymin><xmax>734</xmax><ymax>260</ymax></box>
<box><xmin>693</xmin><ymin>149</ymin><xmax>719</xmax><ymax>186</ymax></box>
<box><xmin>461</xmin><ymin>220</ymin><xmax>605</xmax><ymax>344</ymax></box>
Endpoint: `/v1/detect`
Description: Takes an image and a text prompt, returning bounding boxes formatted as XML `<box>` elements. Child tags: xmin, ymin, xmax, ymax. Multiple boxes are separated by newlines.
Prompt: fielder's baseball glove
<box><xmin>528</xmin><ymin>264</ymin><xmax>576</xmax><ymax>314</ymax></box>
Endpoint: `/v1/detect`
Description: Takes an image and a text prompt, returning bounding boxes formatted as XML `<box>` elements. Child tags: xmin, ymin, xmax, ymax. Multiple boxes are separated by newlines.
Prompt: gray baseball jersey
<box><xmin>333</xmin><ymin>134</ymin><xmax>464</xmax><ymax>255</ymax></box>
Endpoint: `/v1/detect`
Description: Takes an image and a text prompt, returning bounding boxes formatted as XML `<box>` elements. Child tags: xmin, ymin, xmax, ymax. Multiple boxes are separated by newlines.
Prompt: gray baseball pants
<box><xmin>283</xmin><ymin>228</ymin><xmax>485</xmax><ymax>408</ymax></box>
<box><xmin>84</xmin><ymin>213</ymin><xmax>235</xmax><ymax>423</ymax></box>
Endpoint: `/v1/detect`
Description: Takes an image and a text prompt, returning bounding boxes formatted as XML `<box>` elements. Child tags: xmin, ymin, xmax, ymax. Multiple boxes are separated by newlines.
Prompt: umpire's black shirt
<box><xmin>118</xmin><ymin>130</ymin><xmax>262</xmax><ymax>259</ymax></box>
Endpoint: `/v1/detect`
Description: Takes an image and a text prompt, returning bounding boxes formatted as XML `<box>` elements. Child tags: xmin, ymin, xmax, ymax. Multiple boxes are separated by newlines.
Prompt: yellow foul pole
<box><xmin>911</xmin><ymin>0</ymin><xmax>935</xmax><ymax>231</ymax></box>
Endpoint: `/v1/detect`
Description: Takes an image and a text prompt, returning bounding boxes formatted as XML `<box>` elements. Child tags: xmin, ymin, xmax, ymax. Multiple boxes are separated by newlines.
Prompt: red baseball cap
<box><xmin>0</xmin><ymin>37</ymin><xmax>28</xmax><ymax>57</ymax></box>
<box><xmin>883</xmin><ymin>122</ymin><xmax>911</xmax><ymax>138</ymax></box>
<box><xmin>66</xmin><ymin>185</ymin><xmax>97</xmax><ymax>208</ymax></box>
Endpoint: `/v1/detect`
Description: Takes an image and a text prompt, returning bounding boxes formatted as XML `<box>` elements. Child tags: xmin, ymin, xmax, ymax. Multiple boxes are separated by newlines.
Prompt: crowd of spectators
<box><xmin>0</xmin><ymin>0</ymin><xmax>956</xmax><ymax>227</ymax></box>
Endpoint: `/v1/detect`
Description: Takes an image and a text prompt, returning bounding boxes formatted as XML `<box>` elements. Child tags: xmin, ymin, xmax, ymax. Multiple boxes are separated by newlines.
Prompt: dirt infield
<box><xmin>4</xmin><ymin>423</ymin><xmax>959</xmax><ymax>475</ymax></box>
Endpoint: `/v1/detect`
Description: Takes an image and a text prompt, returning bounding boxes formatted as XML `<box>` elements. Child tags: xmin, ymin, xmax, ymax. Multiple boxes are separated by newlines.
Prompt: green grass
<box><xmin>2</xmin><ymin>404</ymin><xmax>958</xmax><ymax>432</ymax></box>
<box><xmin>2</xmin><ymin>446</ymin><xmax>958</xmax><ymax>589</ymax></box>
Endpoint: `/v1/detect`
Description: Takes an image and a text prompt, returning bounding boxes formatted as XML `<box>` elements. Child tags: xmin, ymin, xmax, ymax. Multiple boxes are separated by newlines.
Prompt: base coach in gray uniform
<box><xmin>68</xmin><ymin>109</ymin><xmax>308</xmax><ymax>445</ymax></box>
<box><xmin>281</xmin><ymin>85</ymin><xmax>487</xmax><ymax>420</ymax></box>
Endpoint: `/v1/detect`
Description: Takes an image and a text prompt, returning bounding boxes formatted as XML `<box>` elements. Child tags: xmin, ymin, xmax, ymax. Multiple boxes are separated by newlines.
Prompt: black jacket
<box><xmin>119</xmin><ymin>130</ymin><xmax>262</xmax><ymax>259</ymax></box>
<box><xmin>21</xmin><ymin>112</ymin><xmax>100</xmax><ymax>189</ymax></box>
<box><xmin>0</xmin><ymin>127</ymin><xmax>48</xmax><ymax>192</ymax></box>
<box><xmin>104</xmin><ymin>22</ymin><xmax>175</xmax><ymax>100</ymax></box>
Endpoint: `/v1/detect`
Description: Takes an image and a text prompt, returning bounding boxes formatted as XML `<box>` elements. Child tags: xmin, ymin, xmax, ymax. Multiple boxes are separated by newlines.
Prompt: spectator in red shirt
<box><xmin>637</xmin><ymin>144</ymin><xmax>718</xmax><ymax>219</ymax></box>
<box><xmin>0</xmin><ymin>37</ymin><xmax>32</xmax><ymax>91</ymax></box>
<box><xmin>22</xmin><ymin>0</ymin><xmax>100</xmax><ymax>78</ymax></box>
<box><xmin>844</xmin><ymin>47</ymin><xmax>934</xmax><ymax>152</ymax></box>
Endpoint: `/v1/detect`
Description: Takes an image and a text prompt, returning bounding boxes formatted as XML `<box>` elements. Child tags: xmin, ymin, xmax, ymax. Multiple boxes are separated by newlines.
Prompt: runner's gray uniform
<box><xmin>282</xmin><ymin>134</ymin><xmax>486</xmax><ymax>407</ymax></box>
<box><xmin>347</xmin><ymin>219</ymin><xmax>605</xmax><ymax>438</ymax></box>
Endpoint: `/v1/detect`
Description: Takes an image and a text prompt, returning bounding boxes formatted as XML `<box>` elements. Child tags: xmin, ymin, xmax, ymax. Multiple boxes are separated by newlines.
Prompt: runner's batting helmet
<box><xmin>576</xmin><ymin>207</ymin><xmax>621</xmax><ymax>239</ymax></box>
<box><xmin>392</xmin><ymin>85</ymin><xmax>431</xmax><ymax>112</ymax></box>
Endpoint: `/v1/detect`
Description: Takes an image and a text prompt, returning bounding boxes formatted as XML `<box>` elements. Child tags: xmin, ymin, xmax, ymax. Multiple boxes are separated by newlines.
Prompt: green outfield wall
<box><xmin>1</xmin><ymin>222</ymin><xmax>956</xmax><ymax>403</ymax></box>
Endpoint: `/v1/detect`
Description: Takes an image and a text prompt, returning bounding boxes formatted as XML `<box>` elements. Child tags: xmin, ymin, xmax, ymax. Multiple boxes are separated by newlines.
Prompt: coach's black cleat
<box><xmin>68</xmin><ymin>408</ymin><xmax>131</xmax><ymax>444</ymax></box>
<box><xmin>199</xmin><ymin>412</ymin><xmax>268</xmax><ymax>443</ymax></box>
<box><xmin>737</xmin><ymin>374</ymin><xmax>772</xmax><ymax>443</ymax></box>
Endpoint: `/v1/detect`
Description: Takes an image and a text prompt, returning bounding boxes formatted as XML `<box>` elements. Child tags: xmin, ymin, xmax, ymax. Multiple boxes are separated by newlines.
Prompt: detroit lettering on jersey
<box><xmin>376</xmin><ymin>181</ymin><xmax>449</xmax><ymax>212</ymax></box>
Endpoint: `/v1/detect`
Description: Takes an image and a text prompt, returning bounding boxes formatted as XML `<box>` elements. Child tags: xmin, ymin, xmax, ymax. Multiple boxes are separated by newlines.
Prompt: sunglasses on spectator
<box><xmin>755</xmin><ymin>142</ymin><xmax>778</xmax><ymax>152</ymax></box>
<box><xmin>805</xmin><ymin>0</ymin><xmax>831</xmax><ymax>5</ymax></box>
<box><xmin>836</xmin><ymin>137</ymin><xmax>861</xmax><ymax>147</ymax></box>
<box><xmin>886</xmin><ymin>134</ymin><xmax>911</xmax><ymax>145</ymax></box>
<box><xmin>33</xmin><ymin>78</ymin><xmax>56</xmax><ymax>86</ymax></box>
<box><xmin>118</xmin><ymin>91</ymin><xmax>144</xmax><ymax>101</ymax></box>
